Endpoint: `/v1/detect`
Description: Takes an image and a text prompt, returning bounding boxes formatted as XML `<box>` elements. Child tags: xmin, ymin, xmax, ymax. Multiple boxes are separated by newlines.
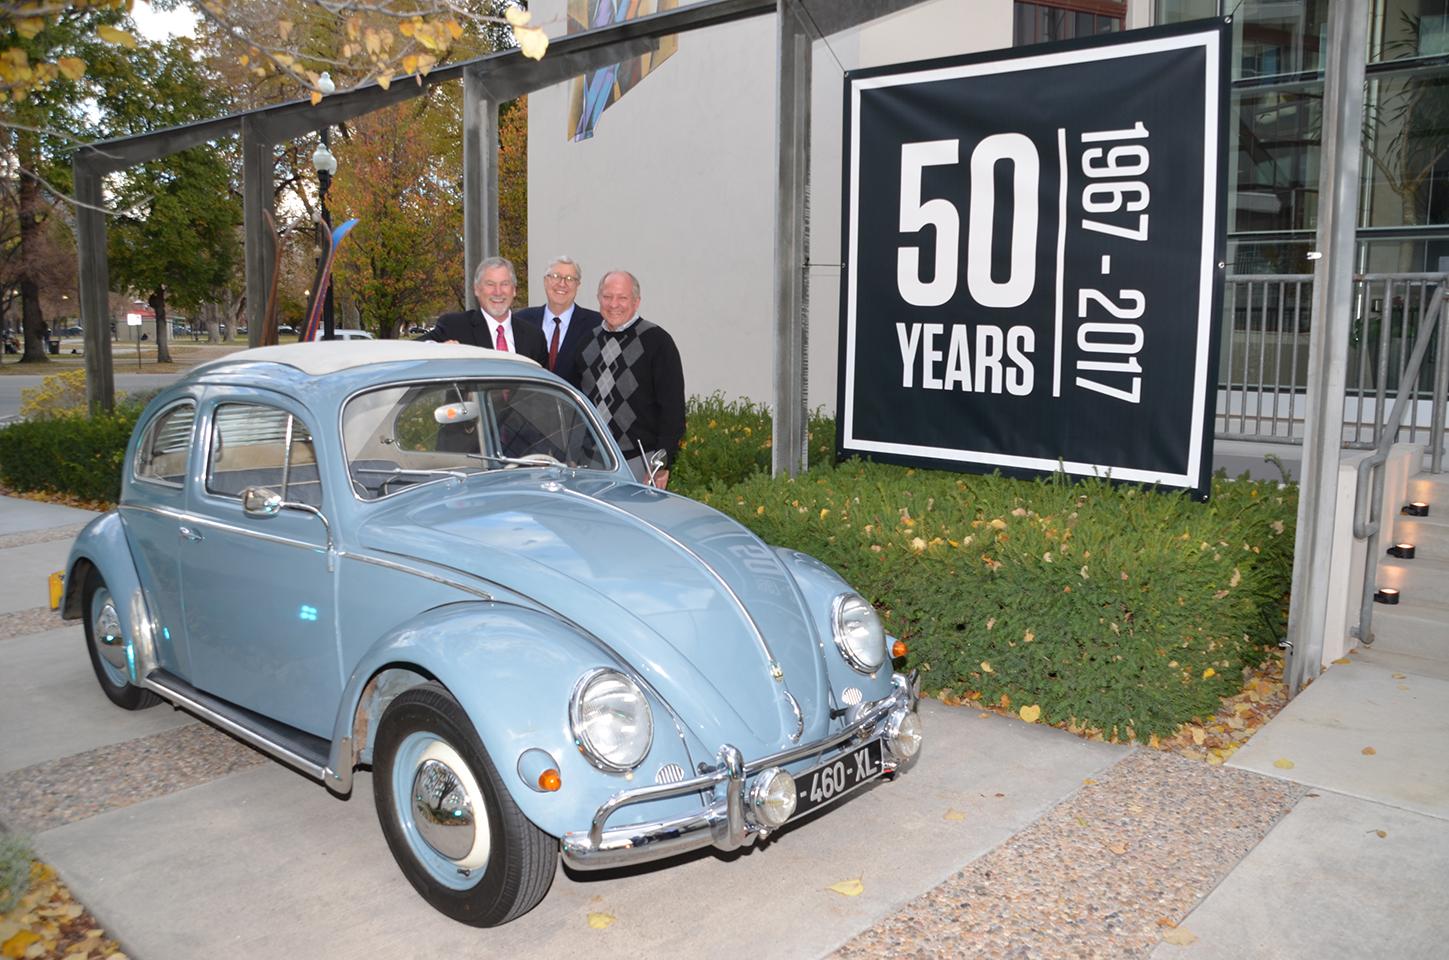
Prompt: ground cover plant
<box><xmin>689</xmin><ymin>460</ymin><xmax>1296</xmax><ymax>741</ymax></box>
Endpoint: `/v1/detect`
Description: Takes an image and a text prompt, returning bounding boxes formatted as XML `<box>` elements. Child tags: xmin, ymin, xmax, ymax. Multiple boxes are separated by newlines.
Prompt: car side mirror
<box><xmin>242</xmin><ymin>486</ymin><xmax>283</xmax><ymax>518</ymax></box>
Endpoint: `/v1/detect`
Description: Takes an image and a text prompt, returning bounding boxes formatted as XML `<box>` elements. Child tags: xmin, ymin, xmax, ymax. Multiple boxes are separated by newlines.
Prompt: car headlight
<box><xmin>832</xmin><ymin>593</ymin><xmax>886</xmax><ymax>674</ymax></box>
<box><xmin>569</xmin><ymin>668</ymin><xmax>653</xmax><ymax>772</ymax></box>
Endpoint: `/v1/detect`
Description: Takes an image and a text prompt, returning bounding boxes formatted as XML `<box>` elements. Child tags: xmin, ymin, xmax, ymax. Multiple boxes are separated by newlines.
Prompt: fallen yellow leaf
<box><xmin>1375</xmin><ymin>830</ymin><xmax>1388</xmax><ymax>839</ymax></box>
<box><xmin>1161</xmin><ymin>927</ymin><xmax>1198</xmax><ymax>946</ymax></box>
<box><xmin>1202</xmin><ymin>667</ymin><xmax>1216</xmax><ymax>679</ymax></box>
<box><xmin>1</xmin><ymin>930</ymin><xmax>41</xmax><ymax>958</ymax></box>
<box><xmin>827</xmin><ymin>877</ymin><xmax>864</xmax><ymax>897</ymax></box>
<box><xmin>1082</xmin><ymin>778</ymin><xmax>1097</xmax><ymax>785</ymax></box>
<box><xmin>980</xmin><ymin>661</ymin><xmax>994</xmax><ymax>674</ymax></box>
<box><xmin>1273</xmin><ymin>758</ymin><xmax>1295</xmax><ymax>769</ymax></box>
<box><xmin>309</xmin><ymin>90</ymin><xmax>323</xmax><ymax>106</ymax></box>
<box><xmin>1332</xmin><ymin>657</ymin><xmax>1352</xmax><ymax>665</ymax></box>
<box><xmin>1191</xmin><ymin>726</ymin><xmax>1206</xmax><ymax>745</ymax></box>
<box><xmin>1019</xmin><ymin>704</ymin><xmax>1042</xmax><ymax>723</ymax></box>
<box><xmin>1106</xmin><ymin>841</ymin><xmax>1128</xmax><ymax>855</ymax></box>
<box><xmin>1392</xmin><ymin>673</ymin><xmax>1407</xmax><ymax>679</ymax></box>
<box><xmin>943</xmin><ymin>809</ymin><xmax>966</xmax><ymax>821</ymax></box>
<box><xmin>586</xmin><ymin>912</ymin><xmax>616</xmax><ymax>929</ymax></box>
<box><xmin>1361</xmin><ymin>746</ymin><xmax>1376</xmax><ymax>756</ymax></box>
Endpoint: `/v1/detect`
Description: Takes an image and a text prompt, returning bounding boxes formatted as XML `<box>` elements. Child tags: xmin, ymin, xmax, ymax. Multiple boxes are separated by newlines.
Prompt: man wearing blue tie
<box><xmin>514</xmin><ymin>256</ymin><xmax>603</xmax><ymax>388</ymax></box>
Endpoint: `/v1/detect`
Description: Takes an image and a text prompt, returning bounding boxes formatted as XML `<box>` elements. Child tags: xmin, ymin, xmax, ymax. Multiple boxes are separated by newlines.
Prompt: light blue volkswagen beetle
<box><xmin>61</xmin><ymin>341</ymin><xmax>922</xmax><ymax>926</ymax></box>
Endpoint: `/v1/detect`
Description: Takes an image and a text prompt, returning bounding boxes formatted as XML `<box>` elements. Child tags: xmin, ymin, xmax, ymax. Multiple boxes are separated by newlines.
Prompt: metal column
<box><xmin>463</xmin><ymin>67</ymin><xmax>501</xmax><ymax>309</ymax></box>
<box><xmin>73</xmin><ymin>159</ymin><xmax>114</xmax><ymax>413</ymax></box>
<box><xmin>772</xmin><ymin>0</ymin><xmax>811</xmax><ymax>477</ymax></box>
<box><xmin>241</xmin><ymin>116</ymin><xmax>275</xmax><ymax>349</ymax></box>
<box><xmin>1284</xmin><ymin>0</ymin><xmax>1369</xmax><ymax>694</ymax></box>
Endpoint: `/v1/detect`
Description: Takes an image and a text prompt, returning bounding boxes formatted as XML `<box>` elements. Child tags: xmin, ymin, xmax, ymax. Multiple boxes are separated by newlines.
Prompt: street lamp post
<box><xmin>311</xmin><ymin>121</ymin><xmax>338</xmax><ymax>341</ymax></box>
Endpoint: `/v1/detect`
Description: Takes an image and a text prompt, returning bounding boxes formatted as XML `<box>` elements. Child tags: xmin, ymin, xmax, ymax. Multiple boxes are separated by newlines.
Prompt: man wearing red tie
<box><xmin>513</xmin><ymin>256</ymin><xmax>603</xmax><ymax>387</ymax></box>
<box><xmin>419</xmin><ymin>257</ymin><xmax>549</xmax><ymax>367</ymax></box>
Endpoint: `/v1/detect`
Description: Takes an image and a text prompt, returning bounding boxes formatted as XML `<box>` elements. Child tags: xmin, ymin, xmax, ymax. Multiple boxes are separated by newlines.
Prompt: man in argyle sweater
<box><xmin>578</xmin><ymin>270</ymin><xmax>685</xmax><ymax>489</ymax></box>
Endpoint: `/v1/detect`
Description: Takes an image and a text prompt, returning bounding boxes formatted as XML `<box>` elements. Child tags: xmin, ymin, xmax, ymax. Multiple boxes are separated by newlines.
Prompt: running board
<box><xmin>145</xmin><ymin>669</ymin><xmax>333</xmax><ymax>782</ymax></box>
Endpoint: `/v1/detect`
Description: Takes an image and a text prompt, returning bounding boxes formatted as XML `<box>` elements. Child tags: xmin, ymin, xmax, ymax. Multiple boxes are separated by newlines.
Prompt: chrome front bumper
<box><xmin>560</xmin><ymin>673</ymin><xmax>920</xmax><ymax>871</ymax></box>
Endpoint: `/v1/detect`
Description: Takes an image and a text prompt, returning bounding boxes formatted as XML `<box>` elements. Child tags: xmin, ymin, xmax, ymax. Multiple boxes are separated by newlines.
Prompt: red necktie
<box><xmin>495</xmin><ymin>322</ymin><xmax>507</xmax><ymax>352</ymax></box>
<box><xmin>548</xmin><ymin>318</ymin><xmax>561</xmax><ymax>371</ymax></box>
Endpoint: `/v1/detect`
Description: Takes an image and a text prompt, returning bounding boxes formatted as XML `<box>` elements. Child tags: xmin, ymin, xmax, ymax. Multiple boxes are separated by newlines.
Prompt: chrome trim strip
<box><xmin>142</xmin><ymin>673</ymin><xmax>331</xmax><ymax>783</ymax></box>
<box><xmin>557</xmin><ymin>486</ymin><xmax>783</xmax><ymax>677</ymax></box>
<box><xmin>337</xmin><ymin>550</ymin><xmax>494</xmax><ymax>600</ymax></box>
<box><xmin>120</xmin><ymin>504</ymin><xmax>325</xmax><ymax>553</ymax></box>
<box><xmin>571</xmin><ymin>676</ymin><xmax>915</xmax><ymax>863</ymax></box>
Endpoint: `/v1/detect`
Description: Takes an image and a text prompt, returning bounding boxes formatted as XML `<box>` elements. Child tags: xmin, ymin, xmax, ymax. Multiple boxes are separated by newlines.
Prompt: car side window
<box><xmin>133</xmin><ymin>402</ymin><xmax>196</xmax><ymax>486</ymax></box>
<box><xmin>206</xmin><ymin>403</ymin><xmax>323</xmax><ymax>507</ymax></box>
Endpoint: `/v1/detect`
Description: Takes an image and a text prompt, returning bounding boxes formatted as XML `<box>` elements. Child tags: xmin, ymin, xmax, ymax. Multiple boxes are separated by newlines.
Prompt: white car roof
<box><xmin>193</xmin><ymin>340</ymin><xmax>538</xmax><ymax>377</ymax></box>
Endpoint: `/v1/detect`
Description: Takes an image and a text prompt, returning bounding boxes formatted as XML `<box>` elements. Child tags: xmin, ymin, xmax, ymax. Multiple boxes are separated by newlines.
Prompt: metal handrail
<box><xmin>1352</xmin><ymin>278</ymin><xmax>1448</xmax><ymax>645</ymax></box>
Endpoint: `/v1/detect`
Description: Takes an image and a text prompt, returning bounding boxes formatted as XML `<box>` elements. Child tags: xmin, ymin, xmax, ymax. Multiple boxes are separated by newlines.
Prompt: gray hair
<box><xmin>473</xmin><ymin>256</ymin><xmax>517</xmax><ymax>287</ymax></box>
<box><xmin>597</xmin><ymin>270</ymin><xmax>640</xmax><ymax>299</ymax></box>
<box><xmin>549</xmin><ymin>255</ymin><xmax>582</xmax><ymax>282</ymax></box>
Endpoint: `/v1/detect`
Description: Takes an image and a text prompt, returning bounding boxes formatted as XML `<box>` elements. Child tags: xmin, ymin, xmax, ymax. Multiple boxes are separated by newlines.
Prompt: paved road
<box><xmin>0</xmin><ymin>372</ymin><xmax>179</xmax><ymax>421</ymax></box>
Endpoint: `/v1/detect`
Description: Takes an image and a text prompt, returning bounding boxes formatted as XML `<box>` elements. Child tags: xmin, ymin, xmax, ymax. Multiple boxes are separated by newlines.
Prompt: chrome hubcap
<box><xmin>93</xmin><ymin>594</ymin><xmax>127</xmax><ymax>671</ymax></box>
<box><xmin>412</xmin><ymin>757</ymin><xmax>476</xmax><ymax>861</ymax></box>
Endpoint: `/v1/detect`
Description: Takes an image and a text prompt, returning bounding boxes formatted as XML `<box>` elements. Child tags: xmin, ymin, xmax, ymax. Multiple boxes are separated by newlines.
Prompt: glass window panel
<box><xmin>134</xmin><ymin>402</ymin><xmax>195</xmax><ymax>486</ymax></box>
<box><xmin>1363</xmin><ymin>72</ymin><xmax>1449</xmax><ymax>228</ymax></box>
<box><xmin>1235</xmin><ymin>0</ymin><xmax>1331</xmax><ymax>81</ymax></box>
<box><xmin>1231</xmin><ymin>86</ymin><xmax>1324</xmax><ymax>233</ymax></box>
<box><xmin>1155</xmin><ymin>0</ymin><xmax>1220</xmax><ymax>24</ymax></box>
<box><xmin>207</xmin><ymin>404</ymin><xmax>321</xmax><ymax>507</ymax></box>
<box><xmin>1374</xmin><ymin>0</ymin><xmax>1449</xmax><ymax>61</ymax></box>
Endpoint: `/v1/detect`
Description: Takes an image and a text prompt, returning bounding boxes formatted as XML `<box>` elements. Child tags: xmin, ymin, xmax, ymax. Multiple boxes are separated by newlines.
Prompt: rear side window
<box><xmin>206</xmin><ymin>403</ymin><xmax>322</xmax><ymax>507</ymax></box>
<box><xmin>133</xmin><ymin>402</ymin><xmax>195</xmax><ymax>486</ymax></box>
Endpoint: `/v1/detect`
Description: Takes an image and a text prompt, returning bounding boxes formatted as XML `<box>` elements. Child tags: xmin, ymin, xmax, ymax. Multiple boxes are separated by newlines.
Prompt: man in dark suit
<box><xmin>418</xmin><ymin>256</ymin><xmax>548</xmax><ymax>367</ymax></box>
<box><xmin>513</xmin><ymin>256</ymin><xmax>602</xmax><ymax>387</ymax></box>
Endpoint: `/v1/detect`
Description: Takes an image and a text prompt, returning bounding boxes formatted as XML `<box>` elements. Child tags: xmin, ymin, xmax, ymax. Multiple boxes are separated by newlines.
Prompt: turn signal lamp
<box><xmin>538</xmin><ymin>769</ymin><xmax>562</xmax><ymax>792</ymax></box>
<box><xmin>891</xmin><ymin>640</ymin><xmax>908</xmax><ymax>658</ymax></box>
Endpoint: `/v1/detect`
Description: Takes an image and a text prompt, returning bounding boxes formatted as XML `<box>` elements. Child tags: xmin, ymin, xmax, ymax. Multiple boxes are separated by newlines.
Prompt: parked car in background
<box><xmin>309</xmin><ymin>328</ymin><xmax>374</xmax><ymax>342</ymax></box>
<box><xmin>58</xmin><ymin>325</ymin><xmax>83</xmax><ymax>337</ymax></box>
<box><xmin>59</xmin><ymin>341</ymin><xmax>923</xmax><ymax>927</ymax></box>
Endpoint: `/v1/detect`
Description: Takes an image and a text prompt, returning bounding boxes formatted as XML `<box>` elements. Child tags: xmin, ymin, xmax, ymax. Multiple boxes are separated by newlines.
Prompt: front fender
<box><xmin>330</xmin><ymin>601</ymin><xmax>705</xmax><ymax>839</ymax></box>
<box><xmin>62</xmin><ymin>512</ymin><xmax>157</xmax><ymax>682</ymax></box>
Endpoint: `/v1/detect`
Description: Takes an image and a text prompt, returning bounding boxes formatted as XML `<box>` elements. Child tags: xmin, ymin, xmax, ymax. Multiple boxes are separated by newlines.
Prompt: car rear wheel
<box><xmin>373</xmin><ymin>682</ymin><xmax>556</xmax><ymax>926</ymax></box>
<box><xmin>82</xmin><ymin>572</ymin><xmax>160</xmax><ymax>710</ymax></box>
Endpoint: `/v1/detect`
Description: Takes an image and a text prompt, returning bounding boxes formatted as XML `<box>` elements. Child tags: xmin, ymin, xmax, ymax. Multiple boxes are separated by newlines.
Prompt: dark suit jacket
<box><xmin>418</xmin><ymin>309</ymin><xmax>549</xmax><ymax>368</ymax></box>
<box><xmin>514</xmin><ymin>304</ymin><xmax>603</xmax><ymax>387</ymax></box>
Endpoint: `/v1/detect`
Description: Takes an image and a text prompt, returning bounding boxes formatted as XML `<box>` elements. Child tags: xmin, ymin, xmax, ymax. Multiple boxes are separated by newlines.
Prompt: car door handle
<box><xmin>178</xmin><ymin>525</ymin><xmax>203</xmax><ymax>542</ymax></box>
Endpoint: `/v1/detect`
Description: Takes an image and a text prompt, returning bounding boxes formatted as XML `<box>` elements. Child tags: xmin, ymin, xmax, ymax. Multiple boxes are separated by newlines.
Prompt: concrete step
<box><xmin>1388</xmin><ymin>516</ymin><xmax>1449</xmax><ymax>562</ymax></box>
<box><xmin>1365</xmin><ymin>604</ymin><xmax>1449</xmax><ymax>661</ymax></box>
<box><xmin>1373</xmin><ymin>554</ymin><xmax>1449</xmax><ymax>602</ymax></box>
<box><xmin>1407</xmin><ymin>472</ymin><xmax>1449</xmax><ymax>505</ymax></box>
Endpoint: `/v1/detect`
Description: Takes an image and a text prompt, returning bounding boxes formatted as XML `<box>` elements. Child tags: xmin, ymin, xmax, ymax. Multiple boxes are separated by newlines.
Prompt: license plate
<box><xmin>792</xmin><ymin>739</ymin><xmax>884</xmax><ymax>821</ymax></box>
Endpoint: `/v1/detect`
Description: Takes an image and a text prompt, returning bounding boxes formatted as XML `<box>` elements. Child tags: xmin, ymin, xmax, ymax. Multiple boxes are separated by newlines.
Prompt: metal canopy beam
<box><xmin>772</xmin><ymin>0</ymin><xmax>811</xmax><ymax>477</ymax></box>
<box><xmin>794</xmin><ymin>0</ymin><xmax>938</xmax><ymax>37</ymax></box>
<box><xmin>462</xmin><ymin>68</ymin><xmax>500</xmax><ymax>308</ymax></box>
<box><xmin>241</xmin><ymin>116</ymin><xmax>275</xmax><ymax>349</ymax></box>
<box><xmin>1285</xmin><ymin>0</ymin><xmax>1369</xmax><ymax>694</ymax></box>
<box><xmin>74</xmin><ymin>159</ymin><xmax>114</xmax><ymax>412</ymax></box>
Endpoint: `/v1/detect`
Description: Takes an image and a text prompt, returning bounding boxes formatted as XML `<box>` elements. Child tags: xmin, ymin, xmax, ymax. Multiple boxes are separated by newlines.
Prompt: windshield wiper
<box><xmin>467</xmin><ymin>452</ymin><xmax>565</xmax><ymax>469</ymax></box>
<box><xmin>355</xmin><ymin>466</ymin><xmax>483</xmax><ymax>480</ymax></box>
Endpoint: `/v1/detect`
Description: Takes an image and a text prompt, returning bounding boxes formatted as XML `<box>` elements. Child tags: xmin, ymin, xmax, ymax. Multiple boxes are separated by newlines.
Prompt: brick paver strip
<box><xmin>0</xmin><ymin>723</ymin><xmax>268</xmax><ymax>835</ymax></box>
<box><xmin>833</xmin><ymin>748</ymin><xmax>1306</xmax><ymax>959</ymax></box>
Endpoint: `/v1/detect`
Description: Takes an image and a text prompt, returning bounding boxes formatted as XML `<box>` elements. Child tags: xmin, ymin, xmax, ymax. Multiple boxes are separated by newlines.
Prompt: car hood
<box><xmin>357</xmin><ymin>472</ymin><xmax>829</xmax><ymax>755</ymax></box>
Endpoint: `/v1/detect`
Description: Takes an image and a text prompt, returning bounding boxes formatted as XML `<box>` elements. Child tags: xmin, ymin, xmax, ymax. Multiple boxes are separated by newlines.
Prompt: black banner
<box><xmin>838</xmin><ymin>21</ymin><xmax>1230</xmax><ymax>499</ymax></box>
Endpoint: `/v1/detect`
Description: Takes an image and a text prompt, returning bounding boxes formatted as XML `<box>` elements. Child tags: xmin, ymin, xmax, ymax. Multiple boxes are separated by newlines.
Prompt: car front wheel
<box><xmin>373</xmin><ymin>682</ymin><xmax>556</xmax><ymax>926</ymax></box>
<box><xmin>82</xmin><ymin>571</ymin><xmax>160</xmax><ymax>710</ymax></box>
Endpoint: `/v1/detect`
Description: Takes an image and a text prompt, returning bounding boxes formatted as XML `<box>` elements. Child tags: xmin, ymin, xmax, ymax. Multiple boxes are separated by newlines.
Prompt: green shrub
<box><xmin>0</xmin><ymin>407</ymin><xmax>140</xmax><ymax>503</ymax></box>
<box><xmin>672</xmin><ymin>393</ymin><xmax>836</xmax><ymax>495</ymax></box>
<box><xmin>0</xmin><ymin>832</ymin><xmax>33</xmax><ymax>914</ymax></box>
<box><xmin>698</xmin><ymin>461</ymin><xmax>1295</xmax><ymax>739</ymax></box>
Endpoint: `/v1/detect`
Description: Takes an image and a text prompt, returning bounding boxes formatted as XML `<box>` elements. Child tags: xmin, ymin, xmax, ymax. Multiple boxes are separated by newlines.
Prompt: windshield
<box><xmin>342</xmin><ymin>379</ymin><xmax>615</xmax><ymax>500</ymax></box>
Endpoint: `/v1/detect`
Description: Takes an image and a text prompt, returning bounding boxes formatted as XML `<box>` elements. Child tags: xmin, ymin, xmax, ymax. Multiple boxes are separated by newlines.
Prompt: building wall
<box><xmin>527</xmin><ymin>0</ymin><xmax>1012</xmax><ymax>410</ymax></box>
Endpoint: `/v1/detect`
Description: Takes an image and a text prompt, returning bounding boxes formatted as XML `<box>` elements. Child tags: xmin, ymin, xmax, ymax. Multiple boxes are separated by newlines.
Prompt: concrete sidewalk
<box><xmin>2</xmin><ymin>493</ymin><xmax>1445</xmax><ymax>958</ymax></box>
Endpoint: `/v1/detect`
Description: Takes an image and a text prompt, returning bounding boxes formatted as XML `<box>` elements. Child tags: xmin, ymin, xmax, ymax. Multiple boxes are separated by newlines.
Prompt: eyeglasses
<box><xmin>544</xmin><ymin>273</ymin><xmax>581</xmax><ymax>285</ymax></box>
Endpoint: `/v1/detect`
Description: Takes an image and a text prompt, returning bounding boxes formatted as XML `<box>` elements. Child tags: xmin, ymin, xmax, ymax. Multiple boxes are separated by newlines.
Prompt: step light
<box><xmin>1402</xmin><ymin>502</ymin><xmax>1430</xmax><ymax>517</ymax></box>
<box><xmin>1374</xmin><ymin>587</ymin><xmax>1401</xmax><ymax>605</ymax></box>
<box><xmin>1387</xmin><ymin>543</ymin><xmax>1416</xmax><ymax>559</ymax></box>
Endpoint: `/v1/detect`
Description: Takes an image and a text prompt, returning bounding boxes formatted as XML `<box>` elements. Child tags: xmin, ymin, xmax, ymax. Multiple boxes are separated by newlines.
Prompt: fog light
<box><xmin>1387</xmin><ymin>543</ymin><xmax>1416</xmax><ymax>559</ymax></box>
<box><xmin>1374</xmin><ymin>587</ymin><xmax>1400</xmax><ymax>605</ymax></box>
<box><xmin>749</xmin><ymin>767</ymin><xmax>797</xmax><ymax>828</ymax></box>
<box><xmin>886</xmin><ymin>710</ymin><xmax>923</xmax><ymax>760</ymax></box>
